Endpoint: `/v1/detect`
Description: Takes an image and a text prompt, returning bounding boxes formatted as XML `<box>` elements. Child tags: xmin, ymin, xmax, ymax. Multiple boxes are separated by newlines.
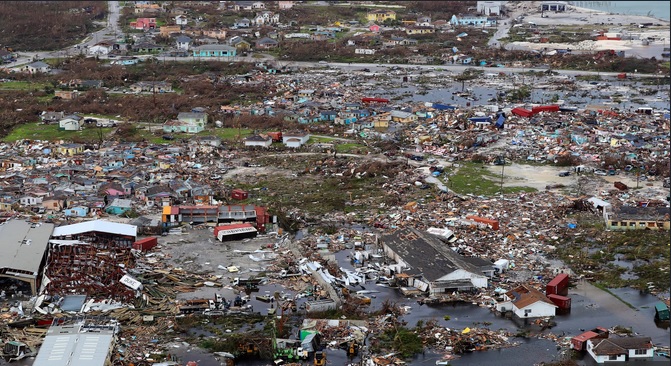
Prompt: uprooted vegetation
<box><xmin>0</xmin><ymin>1</ymin><xmax>106</xmax><ymax>51</ymax></box>
<box><xmin>224</xmin><ymin>156</ymin><xmax>435</xmax><ymax>221</ymax></box>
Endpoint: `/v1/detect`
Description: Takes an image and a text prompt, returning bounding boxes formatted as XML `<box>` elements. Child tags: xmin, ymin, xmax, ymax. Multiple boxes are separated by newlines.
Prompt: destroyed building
<box><xmin>44</xmin><ymin>220</ymin><xmax>138</xmax><ymax>301</ymax></box>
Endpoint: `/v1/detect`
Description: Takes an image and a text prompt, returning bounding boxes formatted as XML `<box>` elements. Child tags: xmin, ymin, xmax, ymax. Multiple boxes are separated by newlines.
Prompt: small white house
<box><xmin>88</xmin><ymin>43</ymin><xmax>111</xmax><ymax>56</ymax></box>
<box><xmin>284</xmin><ymin>138</ymin><xmax>302</xmax><ymax>148</ymax></box>
<box><xmin>244</xmin><ymin>135</ymin><xmax>272</xmax><ymax>148</ymax></box>
<box><xmin>23</xmin><ymin>61</ymin><xmax>51</xmax><ymax>74</ymax></box>
<box><xmin>19</xmin><ymin>196</ymin><xmax>42</xmax><ymax>206</ymax></box>
<box><xmin>59</xmin><ymin>115</ymin><xmax>83</xmax><ymax>131</ymax></box>
<box><xmin>496</xmin><ymin>284</ymin><xmax>557</xmax><ymax>318</ymax></box>
<box><xmin>176</xmin><ymin>35</ymin><xmax>192</xmax><ymax>51</ymax></box>
<box><xmin>282</xmin><ymin>132</ymin><xmax>310</xmax><ymax>146</ymax></box>
<box><xmin>587</xmin><ymin>337</ymin><xmax>653</xmax><ymax>364</ymax></box>
<box><xmin>175</xmin><ymin>15</ymin><xmax>188</xmax><ymax>25</ymax></box>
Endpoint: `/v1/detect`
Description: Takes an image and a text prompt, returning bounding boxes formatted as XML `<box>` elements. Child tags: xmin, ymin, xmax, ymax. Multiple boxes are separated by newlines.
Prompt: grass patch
<box><xmin>2</xmin><ymin>123</ymin><xmax>112</xmax><ymax>143</ymax></box>
<box><xmin>447</xmin><ymin>162</ymin><xmax>537</xmax><ymax>196</ymax></box>
<box><xmin>593</xmin><ymin>283</ymin><xmax>637</xmax><ymax>310</ymax></box>
<box><xmin>198</xmin><ymin>127</ymin><xmax>252</xmax><ymax>141</ymax></box>
<box><xmin>308</xmin><ymin>136</ymin><xmax>335</xmax><ymax>144</ymax></box>
<box><xmin>336</xmin><ymin>142</ymin><xmax>369</xmax><ymax>153</ymax></box>
<box><xmin>0</xmin><ymin>81</ymin><xmax>49</xmax><ymax>91</ymax></box>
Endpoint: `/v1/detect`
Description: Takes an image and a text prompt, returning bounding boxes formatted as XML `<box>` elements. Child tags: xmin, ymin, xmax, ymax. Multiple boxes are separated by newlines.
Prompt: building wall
<box><xmin>436</xmin><ymin>269</ymin><xmax>488</xmax><ymax>288</ymax></box>
<box><xmin>513</xmin><ymin>301</ymin><xmax>556</xmax><ymax>318</ymax></box>
<box><xmin>608</xmin><ymin>219</ymin><xmax>670</xmax><ymax>231</ymax></box>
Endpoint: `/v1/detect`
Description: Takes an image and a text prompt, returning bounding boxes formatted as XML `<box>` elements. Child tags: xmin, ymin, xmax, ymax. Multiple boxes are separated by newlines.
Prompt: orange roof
<box><xmin>506</xmin><ymin>284</ymin><xmax>557</xmax><ymax>309</ymax></box>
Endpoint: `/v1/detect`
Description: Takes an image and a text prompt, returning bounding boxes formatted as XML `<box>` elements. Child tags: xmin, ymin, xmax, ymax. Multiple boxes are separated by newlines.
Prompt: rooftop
<box><xmin>380</xmin><ymin>227</ymin><xmax>482</xmax><ymax>281</ymax></box>
<box><xmin>0</xmin><ymin>220</ymin><xmax>55</xmax><ymax>276</ymax></box>
<box><xmin>51</xmin><ymin>220</ymin><xmax>137</xmax><ymax>238</ymax></box>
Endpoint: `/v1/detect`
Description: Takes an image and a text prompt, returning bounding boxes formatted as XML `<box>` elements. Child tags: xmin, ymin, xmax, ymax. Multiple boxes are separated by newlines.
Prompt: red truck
<box><xmin>267</xmin><ymin>131</ymin><xmax>282</xmax><ymax>142</ymax></box>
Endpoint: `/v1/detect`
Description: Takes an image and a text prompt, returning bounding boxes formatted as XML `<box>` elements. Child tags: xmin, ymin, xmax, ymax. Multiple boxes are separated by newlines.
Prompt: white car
<box><xmin>594</xmin><ymin>170</ymin><xmax>607</xmax><ymax>176</ymax></box>
<box><xmin>318</xmin><ymin>61</ymin><xmax>328</xmax><ymax>64</ymax></box>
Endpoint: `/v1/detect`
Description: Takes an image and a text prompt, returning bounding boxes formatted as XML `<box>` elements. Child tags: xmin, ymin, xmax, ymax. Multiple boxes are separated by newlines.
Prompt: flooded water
<box><xmin>371</xmin><ymin>78</ymin><xmax>670</xmax><ymax>111</ymax></box>
<box><xmin>6</xmin><ymin>240</ymin><xmax>669</xmax><ymax>366</ymax></box>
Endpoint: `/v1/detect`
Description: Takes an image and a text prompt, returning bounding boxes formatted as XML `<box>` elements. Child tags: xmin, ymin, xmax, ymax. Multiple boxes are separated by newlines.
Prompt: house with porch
<box><xmin>255</xmin><ymin>37</ymin><xmax>279</xmax><ymax>49</ymax></box>
<box><xmin>586</xmin><ymin>337</ymin><xmax>653</xmax><ymax>363</ymax></box>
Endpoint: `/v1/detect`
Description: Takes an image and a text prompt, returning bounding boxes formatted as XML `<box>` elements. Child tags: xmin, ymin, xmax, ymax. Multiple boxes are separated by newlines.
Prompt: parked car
<box><xmin>558</xmin><ymin>171</ymin><xmax>571</xmax><ymax>177</ymax></box>
<box><xmin>162</xmin><ymin>135</ymin><xmax>174</xmax><ymax>141</ymax></box>
<box><xmin>594</xmin><ymin>170</ymin><xmax>607</xmax><ymax>176</ymax></box>
<box><xmin>410</xmin><ymin>155</ymin><xmax>424</xmax><ymax>161</ymax></box>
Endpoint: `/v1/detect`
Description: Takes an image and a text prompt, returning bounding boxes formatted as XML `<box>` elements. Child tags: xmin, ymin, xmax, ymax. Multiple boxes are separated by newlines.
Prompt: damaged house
<box><xmin>378</xmin><ymin>228</ymin><xmax>488</xmax><ymax>296</ymax></box>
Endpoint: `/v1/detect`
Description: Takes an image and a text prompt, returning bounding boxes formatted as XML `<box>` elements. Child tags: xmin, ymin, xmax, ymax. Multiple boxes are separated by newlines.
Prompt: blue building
<box><xmin>450</xmin><ymin>14</ymin><xmax>497</xmax><ymax>27</ymax></box>
<box><xmin>192</xmin><ymin>44</ymin><xmax>237</xmax><ymax>58</ymax></box>
<box><xmin>64</xmin><ymin>206</ymin><xmax>89</xmax><ymax>217</ymax></box>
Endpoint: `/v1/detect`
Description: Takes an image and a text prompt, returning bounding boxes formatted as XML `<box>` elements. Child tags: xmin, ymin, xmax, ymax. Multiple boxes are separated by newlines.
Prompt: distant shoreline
<box><xmin>567</xmin><ymin>3</ymin><xmax>670</xmax><ymax>25</ymax></box>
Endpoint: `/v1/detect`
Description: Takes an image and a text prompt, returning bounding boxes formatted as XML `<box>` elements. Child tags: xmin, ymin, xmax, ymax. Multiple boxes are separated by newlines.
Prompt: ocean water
<box><xmin>570</xmin><ymin>1</ymin><xmax>670</xmax><ymax>21</ymax></box>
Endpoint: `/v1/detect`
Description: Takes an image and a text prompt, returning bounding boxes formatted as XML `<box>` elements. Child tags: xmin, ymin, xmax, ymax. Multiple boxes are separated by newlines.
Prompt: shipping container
<box><xmin>548</xmin><ymin>294</ymin><xmax>571</xmax><ymax>310</ymax></box>
<box><xmin>511</xmin><ymin>107</ymin><xmax>534</xmax><ymax>118</ymax></box>
<box><xmin>546</xmin><ymin>273</ymin><xmax>569</xmax><ymax>296</ymax></box>
<box><xmin>655</xmin><ymin>302</ymin><xmax>670</xmax><ymax>321</ymax></box>
<box><xmin>132</xmin><ymin>237</ymin><xmax>158</xmax><ymax>251</ymax></box>
<box><xmin>465</xmin><ymin>215</ymin><xmax>499</xmax><ymax>230</ymax></box>
<box><xmin>570</xmin><ymin>327</ymin><xmax>609</xmax><ymax>351</ymax></box>
<box><xmin>531</xmin><ymin>105</ymin><xmax>560</xmax><ymax>114</ymax></box>
<box><xmin>361</xmin><ymin>97</ymin><xmax>389</xmax><ymax>104</ymax></box>
<box><xmin>231</xmin><ymin>189</ymin><xmax>248</xmax><ymax>200</ymax></box>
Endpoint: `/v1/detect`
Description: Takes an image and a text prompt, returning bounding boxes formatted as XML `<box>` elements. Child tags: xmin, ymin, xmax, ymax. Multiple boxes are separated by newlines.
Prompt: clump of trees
<box><xmin>0</xmin><ymin>1</ymin><xmax>106</xmax><ymax>51</ymax></box>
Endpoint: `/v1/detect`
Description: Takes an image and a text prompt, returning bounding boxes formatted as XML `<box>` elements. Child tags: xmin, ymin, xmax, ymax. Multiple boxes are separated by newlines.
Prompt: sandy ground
<box><xmin>500</xmin><ymin>1</ymin><xmax>670</xmax><ymax>58</ymax></box>
<box><xmin>158</xmin><ymin>228</ymin><xmax>282</xmax><ymax>301</ymax></box>
<box><xmin>485</xmin><ymin>163</ymin><xmax>667</xmax><ymax>198</ymax></box>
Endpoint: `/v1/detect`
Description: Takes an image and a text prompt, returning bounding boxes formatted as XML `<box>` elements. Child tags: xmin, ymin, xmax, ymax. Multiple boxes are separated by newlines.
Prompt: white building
<box><xmin>586</xmin><ymin>337</ymin><xmax>654</xmax><ymax>364</ymax></box>
<box><xmin>88</xmin><ymin>43</ymin><xmax>112</xmax><ymax>56</ymax></box>
<box><xmin>282</xmin><ymin>132</ymin><xmax>310</xmax><ymax>145</ymax></box>
<box><xmin>175</xmin><ymin>15</ymin><xmax>188</xmax><ymax>25</ymax></box>
<box><xmin>176</xmin><ymin>35</ymin><xmax>192</xmax><ymax>50</ymax></box>
<box><xmin>59</xmin><ymin>115</ymin><xmax>83</xmax><ymax>131</ymax></box>
<box><xmin>477</xmin><ymin>1</ymin><xmax>505</xmax><ymax>16</ymax></box>
<box><xmin>496</xmin><ymin>284</ymin><xmax>557</xmax><ymax>318</ymax></box>
<box><xmin>244</xmin><ymin>135</ymin><xmax>272</xmax><ymax>148</ymax></box>
<box><xmin>252</xmin><ymin>11</ymin><xmax>279</xmax><ymax>26</ymax></box>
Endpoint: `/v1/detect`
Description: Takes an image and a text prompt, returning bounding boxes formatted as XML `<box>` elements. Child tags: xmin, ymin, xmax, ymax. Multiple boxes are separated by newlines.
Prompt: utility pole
<box><xmin>499</xmin><ymin>155</ymin><xmax>505</xmax><ymax>195</ymax></box>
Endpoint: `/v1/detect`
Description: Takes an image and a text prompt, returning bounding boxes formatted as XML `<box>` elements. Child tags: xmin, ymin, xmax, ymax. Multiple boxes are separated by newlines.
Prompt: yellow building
<box><xmin>57</xmin><ymin>143</ymin><xmax>84</xmax><ymax>156</ymax></box>
<box><xmin>367</xmin><ymin>10</ymin><xmax>396</xmax><ymax>22</ymax></box>
<box><xmin>607</xmin><ymin>206</ymin><xmax>670</xmax><ymax>231</ymax></box>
